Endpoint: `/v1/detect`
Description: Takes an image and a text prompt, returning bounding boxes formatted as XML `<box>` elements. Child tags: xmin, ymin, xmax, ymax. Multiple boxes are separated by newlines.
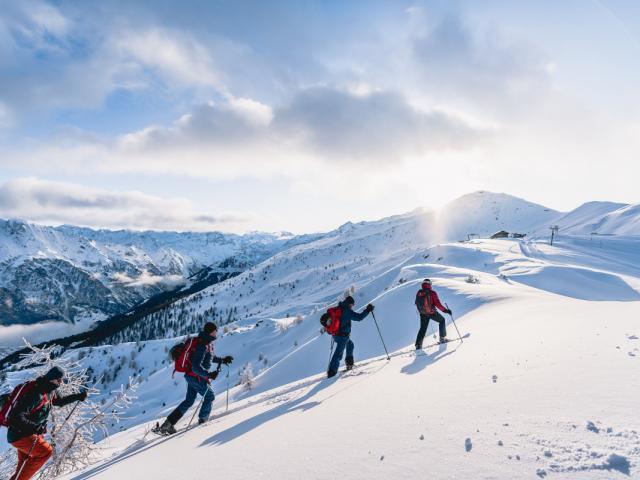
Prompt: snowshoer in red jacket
<box><xmin>414</xmin><ymin>279</ymin><xmax>452</xmax><ymax>349</ymax></box>
<box><xmin>5</xmin><ymin>366</ymin><xmax>88</xmax><ymax>480</ymax></box>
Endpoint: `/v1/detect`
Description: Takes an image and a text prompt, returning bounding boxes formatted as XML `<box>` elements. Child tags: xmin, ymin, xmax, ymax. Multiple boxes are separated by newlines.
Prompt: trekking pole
<box><xmin>14</xmin><ymin>435</ymin><xmax>39</xmax><ymax>480</ymax></box>
<box><xmin>444</xmin><ymin>303</ymin><xmax>463</xmax><ymax>343</ymax></box>
<box><xmin>186</xmin><ymin>396</ymin><xmax>205</xmax><ymax>430</ymax></box>
<box><xmin>326</xmin><ymin>336</ymin><xmax>335</xmax><ymax>371</ymax></box>
<box><xmin>51</xmin><ymin>399</ymin><xmax>81</xmax><ymax>439</ymax></box>
<box><xmin>186</xmin><ymin>363</ymin><xmax>221</xmax><ymax>429</ymax></box>
<box><xmin>371</xmin><ymin>312</ymin><xmax>390</xmax><ymax>360</ymax></box>
<box><xmin>225</xmin><ymin>364</ymin><xmax>230</xmax><ymax>414</ymax></box>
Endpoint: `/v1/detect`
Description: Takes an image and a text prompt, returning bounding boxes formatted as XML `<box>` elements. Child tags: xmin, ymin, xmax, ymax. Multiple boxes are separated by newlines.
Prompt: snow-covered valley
<box><xmin>1</xmin><ymin>191</ymin><xmax>639</xmax><ymax>479</ymax></box>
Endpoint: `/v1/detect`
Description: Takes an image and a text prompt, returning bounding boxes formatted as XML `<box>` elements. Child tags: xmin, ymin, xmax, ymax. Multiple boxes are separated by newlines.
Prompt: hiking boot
<box><xmin>438</xmin><ymin>337</ymin><xmax>449</xmax><ymax>344</ymax></box>
<box><xmin>415</xmin><ymin>344</ymin><xmax>422</xmax><ymax>350</ymax></box>
<box><xmin>327</xmin><ymin>370</ymin><xmax>337</xmax><ymax>378</ymax></box>
<box><xmin>159</xmin><ymin>420</ymin><xmax>177</xmax><ymax>435</ymax></box>
<box><xmin>345</xmin><ymin>364</ymin><xmax>354</xmax><ymax>371</ymax></box>
<box><xmin>198</xmin><ymin>418</ymin><xmax>207</xmax><ymax>425</ymax></box>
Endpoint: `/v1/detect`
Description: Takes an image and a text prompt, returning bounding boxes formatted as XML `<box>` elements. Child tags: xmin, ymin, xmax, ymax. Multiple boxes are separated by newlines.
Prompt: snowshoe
<box><xmin>153</xmin><ymin>420</ymin><xmax>177</xmax><ymax>436</ymax></box>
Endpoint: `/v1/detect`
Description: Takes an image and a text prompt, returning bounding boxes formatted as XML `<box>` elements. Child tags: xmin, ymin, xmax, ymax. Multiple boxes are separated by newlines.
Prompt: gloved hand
<box><xmin>75</xmin><ymin>389</ymin><xmax>88</xmax><ymax>402</ymax></box>
<box><xmin>444</xmin><ymin>308</ymin><xmax>452</xmax><ymax>315</ymax></box>
<box><xmin>365</xmin><ymin>304</ymin><xmax>375</xmax><ymax>313</ymax></box>
<box><xmin>222</xmin><ymin>355</ymin><xmax>234</xmax><ymax>365</ymax></box>
<box><xmin>209</xmin><ymin>370</ymin><xmax>219</xmax><ymax>380</ymax></box>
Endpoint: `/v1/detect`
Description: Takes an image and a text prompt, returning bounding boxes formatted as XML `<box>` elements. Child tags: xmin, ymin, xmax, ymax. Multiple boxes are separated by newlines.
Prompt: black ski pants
<box><xmin>415</xmin><ymin>312</ymin><xmax>447</xmax><ymax>347</ymax></box>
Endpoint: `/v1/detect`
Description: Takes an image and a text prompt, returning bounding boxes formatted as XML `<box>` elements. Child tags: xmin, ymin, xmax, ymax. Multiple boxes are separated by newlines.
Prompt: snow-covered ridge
<box><xmin>2</xmin><ymin>190</ymin><xmax>640</xmax><ymax>479</ymax></box>
<box><xmin>4</xmin><ymin>234</ymin><xmax>637</xmax><ymax>480</ymax></box>
<box><xmin>0</xmin><ymin>219</ymin><xmax>320</xmax><ymax>336</ymax></box>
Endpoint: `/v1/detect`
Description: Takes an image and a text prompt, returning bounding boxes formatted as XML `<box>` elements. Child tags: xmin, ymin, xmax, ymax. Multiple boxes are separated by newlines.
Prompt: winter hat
<box><xmin>203</xmin><ymin>322</ymin><xmax>218</xmax><ymax>334</ymax></box>
<box><xmin>44</xmin><ymin>366</ymin><xmax>65</xmax><ymax>381</ymax></box>
<box><xmin>422</xmin><ymin>279</ymin><xmax>432</xmax><ymax>289</ymax></box>
<box><xmin>343</xmin><ymin>296</ymin><xmax>355</xmax><ymax>306</ymax></box>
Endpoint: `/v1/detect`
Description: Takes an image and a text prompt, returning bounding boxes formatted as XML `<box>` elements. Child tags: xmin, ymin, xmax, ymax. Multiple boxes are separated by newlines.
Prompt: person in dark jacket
<box><xmin>7</xmin><ymin>366</ymin><xmax>87</xmax><ymax>480</ymax></box>
<box><xmin>415</xmin><ymin>279</ymin><xmax>452</xmax><ymax>349</ymax></box>
<box><xmin>159</xmin><ymin>322</ymin><xmax>233</xmax><ymax>434</ymax></box>
<box><xmin>326</xmin><ymin>296</ymin><xmax>374</xmax><ymax>378</ymax></box>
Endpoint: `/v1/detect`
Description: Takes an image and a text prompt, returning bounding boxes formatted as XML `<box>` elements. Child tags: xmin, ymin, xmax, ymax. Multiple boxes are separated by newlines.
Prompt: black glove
<box><xmin>75</xmin><ymin>389</ymin><xmax>88</xmax><ymax>402</ymax></box>
<box><xmin>444</xmin><ymin>309</ymin><xmax>452</xmax><ymax>315</ymax></box>
<box><xmin>209</xmin><ymin>370</ymin><xmax>219</xmax><ymax>380</ymax></box>
<box><xmin>222</xmin><ymin>355</ymin><xmax>234</xmax><ymax>365</ymax></box>
<box><xmin>365</xmin><ymin>304</ymin><xmax>374</xmax><ymax>313</ymax></box>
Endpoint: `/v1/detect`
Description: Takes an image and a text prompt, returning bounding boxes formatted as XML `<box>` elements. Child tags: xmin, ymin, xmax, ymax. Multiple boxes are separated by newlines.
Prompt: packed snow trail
<box><xmin>60</xmin><ymin>287</ymin><xmax>640</xmax><ymax>479</ymax></box>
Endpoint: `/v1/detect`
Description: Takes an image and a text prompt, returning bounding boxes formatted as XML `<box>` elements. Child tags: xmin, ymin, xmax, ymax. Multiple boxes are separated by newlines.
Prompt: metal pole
<box><xmin>225</xmin><ymin>364</ymin><xmax>230</xmax><ymax>413</ymax></box>
<box><xmin>51</xmin><ymin>400</ymin><xmax>80</xmax><ymax>439</ymax></box>
<box><xmin>371</xmin><ymin>312</ymin><xmax>390</xmax><ymax>360</ymax></box>
<box><xmin>326</xmin><ymin>336</ymin><xmax>335</xmax><ymax>371</ymax></box>
<box><xmin>13</xmin><ymin>435</ymin><xmax>39</xmax><ymax>480</ymax></box>
<box><xmin>444</xmin><ymin>303</ymin><xmax>463</xmax><ymax>343</ymax></box>
<box><xmin>186</xmin><ymin>395</ymin><xmax>205</xmax><ymax>429</ymax></box>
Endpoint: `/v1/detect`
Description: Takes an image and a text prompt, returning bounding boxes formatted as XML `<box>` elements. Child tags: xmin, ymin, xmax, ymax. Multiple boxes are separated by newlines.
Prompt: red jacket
<box><xmin>415</xmin><ymin>287</ymin><xmax>446</xmax><ymax>315</ymax></box>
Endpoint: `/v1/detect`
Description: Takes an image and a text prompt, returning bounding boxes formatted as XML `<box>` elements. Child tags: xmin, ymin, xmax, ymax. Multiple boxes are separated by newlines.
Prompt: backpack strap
<box><xmin>3</xmin><ymin>382</ymin><xmax>32</xmax><ymax>421</ymax></box>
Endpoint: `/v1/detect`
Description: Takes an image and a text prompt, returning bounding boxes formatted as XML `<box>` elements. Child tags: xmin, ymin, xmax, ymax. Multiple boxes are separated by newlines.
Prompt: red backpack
<box><xmin>416</xmin><ymin>289</ymin><xmax>434</xmax><ymax>315</ymax></box>
<box><xmin>170</xmin><ymin>337</ymin><xmax>200</xmax><ymax>376</ymax></box>
<box><xmin>320</xmin><ymin>306</ymin><xmax>342</xmax><ymax>336</ymax></box>
<box><xmin>0</xmin><ymin>381</ymin><xmax>41</xmax><ymax>428</ymax></box>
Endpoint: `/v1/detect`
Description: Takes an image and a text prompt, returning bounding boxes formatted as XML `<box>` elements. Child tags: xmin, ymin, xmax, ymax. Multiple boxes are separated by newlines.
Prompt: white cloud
<box><xmin>6</xmin><ymin>87</ymin><xmax>485</xmax><ymax>181</ymax></box>
<box><xmin>111</xmin><ymin>271</ymin><xmax>186</xmax><ymax>289</ymax></box>
<box><xmin>113</xmin><ymin>28</ymin><xmax>223</xmax><ymax>92</ymax></box>
<box><xmin>0</xmin><ymin>178</ymin><xmax>252</xmax><ymax>232</ymax></box>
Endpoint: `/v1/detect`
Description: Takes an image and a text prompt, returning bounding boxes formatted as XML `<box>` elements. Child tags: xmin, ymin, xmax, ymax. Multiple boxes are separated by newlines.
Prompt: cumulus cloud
<box><xmin>0</xmin><ymin>178</ymin><xmax>251</xmax><ymax>232</ymax></box>
<box><xmin>41</xmin><ymin>86</ymin><xmax>483</xmax><ymax>177</ymax></box>
<box><xmin>273</xmin><ymin>87</ymin><xmax>483</xmax><ymax>163</ymax></box>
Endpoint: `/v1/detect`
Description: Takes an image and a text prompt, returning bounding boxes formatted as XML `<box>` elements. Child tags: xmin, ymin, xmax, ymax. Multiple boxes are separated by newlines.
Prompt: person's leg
<box><xmin>433</xmin><ymin>312</ymin><xmax>447</xmax><ymax>339</ymax></box>
<box><xmin>197</xmin><ymin>382</ymin><xmax>216</xmax><ymax>422</ymax></box>
<box><xmin>166</xmin><ymin>377</ymin><xmax>198</xmax><ymax>426</ymax></box>
<box><xmin>415</xmin><ymin>314</ymin><xmax>429</xmax><ymax>348</ymax></box>
<box><xmin>11</xmin><ymin>435</ymin><xmax>53</xmax><ymax>480</ymax></box>
<box><xmin>328</xmin><ymin>336</ymin><xmax>348</xmax><ymax>376</ymax></box>
<box><xmin>9</xmin><ymin>440</ymin><xmax>29</xmax><ymax>480</ymax></box>
<box><xmin>345</xmin><ymin>339</ymin><xmax>355</xmax><ymax>367</ymax></box>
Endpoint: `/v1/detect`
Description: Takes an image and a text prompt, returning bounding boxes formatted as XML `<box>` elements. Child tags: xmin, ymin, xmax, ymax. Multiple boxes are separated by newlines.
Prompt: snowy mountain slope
<box><xmin>547</xmin><ymin>200</ymin><xmax>640</xmax><ymax>236</ymax></box>
<box><xmin>51</xmin><ymin>235</ymin><xmax>640</xmax><ymax>480</ymax></box>
<box><xmin>3</xmin><ymin>192</ymin><xmax>640</xmax><ymax>478</ymax></box>
<box><xmin>438</xmin><ymin>191</ymin><xmax>560</xmax><ymax>239</ymax></box>
<box><xmin>0</xmin><ymin>218</ymin><xmax>317</xmax><ymax>345</ymax></box>
<box><xmin>551</xmin><ymin>201</ymin><xmax>628</xmax><ymax>233</ymax></box>
<box><xmin>105</xmin><ymin>192</ymin><xmax>568</xmax><ymax>347</ymax></box>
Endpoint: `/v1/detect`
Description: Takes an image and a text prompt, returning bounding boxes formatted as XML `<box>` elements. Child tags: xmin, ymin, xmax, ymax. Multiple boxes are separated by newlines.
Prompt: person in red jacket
<box><xmin>6</xmin><ymin>366</ymin><xmax>87</xmax><ymax>480</ymax></box>
<box><xmin>414</xmin><ymin>279</ymin><xmax>452</xmax><ymax>349</ymax></box>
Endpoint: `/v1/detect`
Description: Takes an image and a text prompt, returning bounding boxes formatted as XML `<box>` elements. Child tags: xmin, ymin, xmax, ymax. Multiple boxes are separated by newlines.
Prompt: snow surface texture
<box><xmin>1</xmin><ymin>191</ymin><xmax>639</xmax><ymax>479</ymax></box>
<box><xmin>47</xmin><ymin>240</ymin><xmax>640</xmax><ymax>478</ymax></box>
<box><xmin>52</xmin><ymin>239</ymin><xmax>640</xmax><ymax>479</ymax></box>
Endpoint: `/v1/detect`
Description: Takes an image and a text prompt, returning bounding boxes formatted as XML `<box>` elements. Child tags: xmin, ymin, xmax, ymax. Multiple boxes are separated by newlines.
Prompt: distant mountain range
<box><xmin>1</xmin><ymin>191</ymin><xmax>638</xmax><ymax>354</ymax></box>
<box><xmin>0</xmin><ymin>220</ymin><xmax>321</xmax><ymax>328</ymax></box>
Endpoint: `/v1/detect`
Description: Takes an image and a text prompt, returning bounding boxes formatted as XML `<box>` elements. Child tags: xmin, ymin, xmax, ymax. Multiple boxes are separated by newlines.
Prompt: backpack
<box><xmin>320</xmin><ymin>306</ymin><xmax>342</xmax><ymax>336</ymax></box>
<box><xmin>0</xmin><ymin>381</ymin><xmax>40</xmax><ymax>428</ymax></box>
<box><xmin>416</xmin><ymin>289</ymin><xmax>434</xmax><ymax>315</ymax></box>
<box><xmin>170</xmin><ymin>337</ymin><xmax>199</xmax><ymax>376</ymax></box>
